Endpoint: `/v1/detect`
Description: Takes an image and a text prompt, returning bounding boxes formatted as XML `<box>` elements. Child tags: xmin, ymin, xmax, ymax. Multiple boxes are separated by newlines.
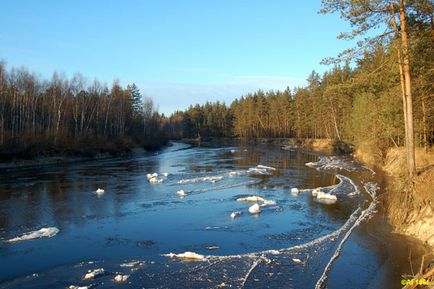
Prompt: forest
<box><xmin>0</xmin><ymin>64</ymin><xmax>171</xmax><ymax>160</ymax></box>
<box><xmin>1</xmin><ymin>0</ymin><xmax>432</xmax><ymax>172</ymax></box>
<box><xmin>180</xmin><ymin>0</ymin><xmax>433</xmax><ymax>174</ymax></box>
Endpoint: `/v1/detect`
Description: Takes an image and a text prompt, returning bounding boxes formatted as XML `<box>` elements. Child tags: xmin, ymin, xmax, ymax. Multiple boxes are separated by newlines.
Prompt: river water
<box><xmin>0</xmin><ymin>142</ymin><xmax>424</xmax><ymax>288</ymax></box>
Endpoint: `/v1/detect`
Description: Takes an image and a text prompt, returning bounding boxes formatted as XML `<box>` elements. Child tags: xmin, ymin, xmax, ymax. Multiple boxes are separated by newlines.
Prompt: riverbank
<box><xmin>0</xmin><ymin>138</ymin><xmax>171</xmax><ymax>171</ymax></box>
<box><xmin>0</xmin><ymin>145</ymin><xmax>167</xmax><ymax>172</ymax></box>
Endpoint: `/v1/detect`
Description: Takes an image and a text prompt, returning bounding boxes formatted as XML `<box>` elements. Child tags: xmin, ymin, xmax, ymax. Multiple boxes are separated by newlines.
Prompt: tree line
<box><xmin>179</xmin><ymin>0</ymin><xmax>433</xmax><ymax>176</ymax></box>
<box><xmin>0</xmin><ymin>63</ymin><xmax>170</xmax><ymax>160</ymax></box>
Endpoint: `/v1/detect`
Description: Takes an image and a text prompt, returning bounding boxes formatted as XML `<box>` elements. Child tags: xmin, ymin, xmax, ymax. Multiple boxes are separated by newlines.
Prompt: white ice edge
<box><xmin>314</xmin><ymin>181</ymin><xmax>378</xmax><ymax>289</ymax></box>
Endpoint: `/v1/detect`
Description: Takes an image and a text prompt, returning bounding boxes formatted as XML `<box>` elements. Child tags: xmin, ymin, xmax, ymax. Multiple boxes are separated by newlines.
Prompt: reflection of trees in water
<box><xmin>0</xmin><ymin>158</ymin><xmax>162</xmax><ymax>234</ymax></box>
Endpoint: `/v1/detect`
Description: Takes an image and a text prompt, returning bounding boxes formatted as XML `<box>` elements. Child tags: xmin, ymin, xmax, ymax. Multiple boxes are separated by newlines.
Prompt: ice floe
<box><xmin>205</xmin><ymin>246</ymin><xmax>220</xmax><ymax>250</ymax></box>
<box><xmin>149</xmin><ymin>177</ymin><xmax>164</xmax><ymax>184</ymax></box>
<box><xmin>306</xmin><ymin>156</ymin><xmax>357</xmax><ymax>172</ymax></box>
<box><xmin>230</xmin><ymin>211</ymin><xmax>242</xmax><ymax>219</ymax></box>
<box><xmin>120</xmin><ymin>261</ymin><xmax>142</xmax><ymax>268</ymax></box>
<box><xmin>312</xmin><ymin>188</ymin><xmax>321</xmax><ymax>197</ymax></box>
<box><xmin>176</xmin><ymin>190</ymin><xmax>186</xmax><ymax>197</ymax></box>
<box><xmin>291</xmin><ymin>188</ymin><xmax>299</xmax><ymax>196</ymax></box>
<box><xmin>146</xmin><ymin>173</ymin><xmax>158</xmax><ymax>180</ymax></box>
<box><xmin>114</xmin><ymin>274</ymin><xmax>129</xmax><ymax>282</ymax></box>
<box><xmin>95</xmin><ymin>188</ymin><xmax>105</xmax><ymax>195</ymax></box>
<box><xmin>83</xmin><ymin>268</ymin><xmax>104</xmax><ymax>280</ymax></box>
<box><xmin>163</xmin><ymin>251</ymin><xmax>207</xmax><ymax>261</ymax></box>
<box><xmin>178</xmin><ymin>176</ymin><xmax>223</xmax><ymax>184</ymax></box>
<box><xmin>162</xmin><ymin>172</ymin><xmax>169</xmax><ymax>177</ymax></box>
<box><xmin>292</xmin><ymin>258</ymin><xmax>302</xmax><ymax>263</ymax></box>
<box><xmin>282</xmin><ymin>145</ymin><xmax>297</xmax><ymax>150</ymax></box>
<box><xmin>236</xmin><ymin>196</ymin><xmax>265</xmax><ymax>202</ymax></box>
<box><xmin>247</xmin><ymin>165</ymin><xmax>276</xmax><ymax>175</ymax></box>
<box><xmin>260</xmin><ymin>199</ymin><xmax>277</xmax><ymax>206</ymax></box>
<box><xmin>316</xmin><ymin>191</ymin><xmax>337</xmax><ymax>201</ymax></box>
<box><xmin>248</xmin><ymin>203</ymin><xmax>261</xmax><ymax>214</ymax></box>
<box><xmin>256</xmin><ymin>165</ymin><xmax>276</xmax><ymax>171</ymax></box>
<box><xmin>5</xmin><ymin>227</ymin><xmax>59</xmax><ymax>243</ymax></box>
<box><xmin>69</xmin><ymin>286</ymin><xmax>92</xmax><ymax>289</ymax></box>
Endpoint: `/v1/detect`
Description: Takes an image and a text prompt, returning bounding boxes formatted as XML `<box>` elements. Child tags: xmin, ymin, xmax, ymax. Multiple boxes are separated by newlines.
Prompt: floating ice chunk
<box><xmin>292</xmin><ymin>258</ymin><xmax>302</xmax><ymax>263</ymax></box>
<box><xmin>178</xmin><ymin>176</ymin><xmax>223</xmax><ymax>184</ymax></box>
<box><xmin>291</xmin><ymin>188</ymin><xmax>299</xmax><ymax>196</ymax></box>
<box><xmin>261</xmin><ymin>200</ymin><xmax>277</xmax><ymax>206</ymax></box>
<box><xmin>205</xmin><ymin>246</ymin><xmax>220</xmax><ymax>250</ymax></box>
<box><xmin>149</xmin><ymin>177</ymin><xmax>164</xmax><ymax>184</ymax></box>
<box><xmin>229</xmin><ymin>171</ymin><xmax>242</xmax><ymax>176</ymax></box>
<box><xmin>316</xmin><ymin>191</ymin><xmax>337</xmax><ymax>201</ymax></box>
<box><xmin>237</xmin><ymin>196</ymin><xmax>265</xmax><ymax>202</ymax></box>
<box><xmin>312</xmin><ymin>188</ymin><xmax>321</xmax><ymax>197</ymax></box>
<box><xmin>95</xmin><ymin>188</ymin><xmax>105</xmax><ymax>195</ymax></box>
<box><xmin>5</xmin><ymin>227</ymin><xmax>59</xmax><ymax>243</ymax></box>
<box><xmin>282</xmin><ymin>145</ymin><xmax>297</xmax><ymax>150</ymax></box>
<box><xmin>248</xmin><ymin>203</ymin><xmax>261</xmax><ymax>214</ymax></box>
<box><xmin>120</xmin><ymin>261</ymin><xmax>142</xmax><ymax>268</ymax></box>
<box><xmin>176</xmin><ymin>190</ymin><xmax>186</xmax><ymax>197</ymax></box>
<box><xmin>114</xmin><ymin>274</ymin><xmax>129</xmax><ymax>282</ymax></box>
<box><xmin>146</xmin><ymin>173</ymin><xmax>158</xmax><ymax>180</ymax></box>
<box><xmin>257</xmin><ymin>165</ymin><xmax>276</xmax><ymax>171</ymax></box>
<box><xmin>247</xmin><ymin>165</ymin><xmax>276</xmax><ymax>175</ymax></box>
<box><xmin>162</xmin><ymin>172</ymin><xmax>169</xmax><ymax>177</ymax></box>
<box><xmin>230</xmin><ymin>211</ymin><xmax>242</xmax><ymax>219</ymax></box>
<box><xmin>163</xmin><ymin>251</ymin><xmax>206</xmax><ymax>261</ymax></box>
<box><xmin>69</xmin><ymin>286</ymin><xmax>91</xmax><ymax>289</ymax></box>
<box><xmin>83</xmin><ymin>268</ymin><xmax>104</xmax><ymax>280</ymax></box>
<box><xmin>230</xmin><ymin>149</ymin><xmax>236</xmax><ymax>153</ymax></box>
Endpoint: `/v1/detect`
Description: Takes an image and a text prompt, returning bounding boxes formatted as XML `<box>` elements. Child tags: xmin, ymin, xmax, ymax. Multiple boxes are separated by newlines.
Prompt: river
<box><xmin>0</xmin><ymin>142</ymin><xmax>425</xmax><ymax>288</ymax></box>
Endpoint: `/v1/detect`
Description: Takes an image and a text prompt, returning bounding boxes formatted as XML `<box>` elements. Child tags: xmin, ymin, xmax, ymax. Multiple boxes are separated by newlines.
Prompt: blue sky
<box><xmin>0</xmin><ymin>0</ymin><xmax>354</xmax><ymax>115</ymax></box>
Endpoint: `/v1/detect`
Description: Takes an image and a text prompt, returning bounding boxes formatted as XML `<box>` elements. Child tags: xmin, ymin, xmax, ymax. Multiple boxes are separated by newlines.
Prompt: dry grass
<box><xmin>383</xmin><ymin>147</ymin><xmax>434</xmax><ymax>176</ymax></box>
<box><xmin>385</xmin><ymin>147</ymin><xmax>434</xmax><ymax>248</ymax></box>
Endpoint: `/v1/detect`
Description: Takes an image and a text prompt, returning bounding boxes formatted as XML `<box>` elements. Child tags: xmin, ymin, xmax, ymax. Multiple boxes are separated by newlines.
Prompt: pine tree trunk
<box><xmin>399</xmin><ymin>0</ymin><xmax>416</xmax><ymax>176</ymax></box>
<box><xmin>391</xmin><ymin>3</ymin><xmax>408</xmax><ymax>151</ymax></box>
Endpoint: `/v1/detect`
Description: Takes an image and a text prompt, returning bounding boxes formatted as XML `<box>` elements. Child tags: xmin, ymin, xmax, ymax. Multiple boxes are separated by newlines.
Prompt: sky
<box><xmin>0</xmin><ymin>0</ymin><xmax>355</xmax><ymax>115</ymax></box>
